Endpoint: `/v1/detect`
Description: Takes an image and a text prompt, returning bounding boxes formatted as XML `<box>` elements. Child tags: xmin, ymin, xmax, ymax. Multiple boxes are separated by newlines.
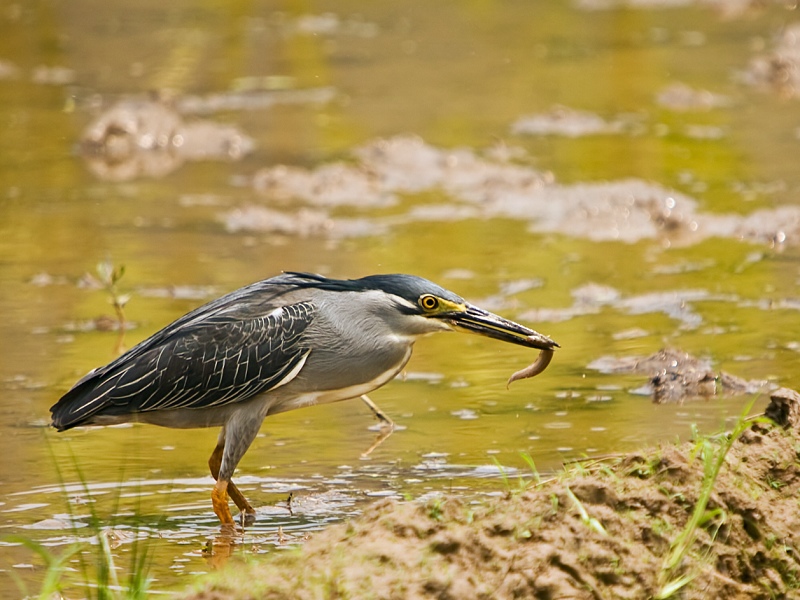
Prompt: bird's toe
<box><xmin>239</xmin><ymin>508</ymin><xmax>257</xmax><ymax>527</ymax></box>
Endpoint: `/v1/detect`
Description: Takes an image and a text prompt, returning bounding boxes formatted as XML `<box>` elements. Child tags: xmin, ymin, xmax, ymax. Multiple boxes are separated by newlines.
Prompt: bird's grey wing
<box><xmin>51</xmin><ymin>301</ymin><xmax>314</xmax><ymax>429</ymax></box>
<box><xmin>62</xmin><ymin>274</ymin><xmax>302</xmax><ymax>391</ymax></box>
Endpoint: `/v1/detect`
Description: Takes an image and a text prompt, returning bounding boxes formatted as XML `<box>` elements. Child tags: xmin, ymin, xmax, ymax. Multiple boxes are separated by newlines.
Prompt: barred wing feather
<box><xmin>50</xmin><ymin>301</ymin><xmax>314</xmax><ymax>430</ymax></box>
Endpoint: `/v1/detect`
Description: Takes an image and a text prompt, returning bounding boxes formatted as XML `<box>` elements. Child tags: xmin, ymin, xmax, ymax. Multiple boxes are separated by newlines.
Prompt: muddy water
<box><xmin>2</xmin><ymin>0</ymin><xmax>800</xmax><ymax>595</ymax></box>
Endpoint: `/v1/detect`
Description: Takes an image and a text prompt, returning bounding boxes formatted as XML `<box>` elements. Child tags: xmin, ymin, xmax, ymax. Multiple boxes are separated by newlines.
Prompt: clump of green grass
<box><xmin>565</xmin><ymin>486</ymin><xmax>607</xmax><ymax>536</ymax></box>
<box><xmin>656</xmin><ymin>396</ymin><xmax>770</xmax><ymax>599</ymax></box>
<box><xmin>5</xmin><ymin>442</ymin><xmax>155</xmax><ymax>599</ymax></box>
<box><xmin>5</xmin><ymin>260</ymin><xmax>152</xmax><ymax>597</ymax></box>
<box><xmin>491</xmin><ymin>452</ymin><xmax>547</xmax><ymax>495</ymax></box>
<box><xmin>3</xmin><ymin>536</ymin><xmax>83</xmax><ymax>599</ymax></box>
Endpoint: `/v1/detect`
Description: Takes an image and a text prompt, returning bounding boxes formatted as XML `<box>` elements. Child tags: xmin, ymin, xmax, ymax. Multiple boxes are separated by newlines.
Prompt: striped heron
<box><xmin>51</xmin><ymin>272</ymin><xmax>558</xmax><ymax>525</ymax></box>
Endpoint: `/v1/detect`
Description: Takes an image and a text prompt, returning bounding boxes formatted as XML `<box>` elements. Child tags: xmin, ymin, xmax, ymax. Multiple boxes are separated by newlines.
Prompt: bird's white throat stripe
<box><xmin>389</xmin><ymin>294</ymin><xmax>417</xmax><ymax>310</ymax></box>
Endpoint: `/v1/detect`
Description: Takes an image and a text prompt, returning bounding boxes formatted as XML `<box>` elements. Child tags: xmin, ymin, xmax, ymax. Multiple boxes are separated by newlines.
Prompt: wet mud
<box><xmin>588</xmin><ymin>347</ymin><xmax>770</xmax><ymax>403</ymax></box>
<box><xmin>744</xmin><ymin>22</ymin><xmax>800</xmax><ymax>98</ymax></box>
<box><xmin>575</xmin><ymin>0</ymin><xmax>768</xmax><ymax>19</ymax></box>
<box><xmin>655</xmin><ymin>82</ymin><xmax>732</xmax><ymax>111</ymax></box>
<box><xmin>184</xmin><ymin>390</ymin><xmax>800</xmax><ymax>600</ymax></box>
<box><xmin>226</xmin><ymin>135</ymin><xmax>800</xmax><ymax>246</ymax></box>
<box><xmin>78</xmin><ymin>98</ymin><xmax>255</xmax><ymax>181</ymax></box>
<box><xmin>510</xmin><ymin>106</ymin><xmax>632</xmax><ymax>137</ymax></box>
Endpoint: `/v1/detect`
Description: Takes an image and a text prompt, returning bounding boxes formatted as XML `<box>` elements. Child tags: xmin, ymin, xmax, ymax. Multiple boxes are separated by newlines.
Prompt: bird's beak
<box><xmin>442</xmin><ymin>304</ymin><xmax>559</xmax><ymax>350</ymax></box>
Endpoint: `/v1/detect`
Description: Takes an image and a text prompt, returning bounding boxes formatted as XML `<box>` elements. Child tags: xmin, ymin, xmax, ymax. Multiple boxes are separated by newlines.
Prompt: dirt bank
<box><xmin>183</xmin><ymin>390</ymin><xmax>800</xmax><ymax>600</ymax></box>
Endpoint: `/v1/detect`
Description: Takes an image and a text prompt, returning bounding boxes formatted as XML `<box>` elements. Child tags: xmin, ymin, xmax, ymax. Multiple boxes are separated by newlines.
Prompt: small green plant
<box><xmin>766</xmin><ymin>476</ymin><xmax>785</xmax><ymax>490</ymax></box>
<box><xmin>96</xmin><ymin>259</ymin><xmax>131</xmax><ymax>355</ymax></box>
<box><xmin>650</xmin><ymin>517</ymin><xmax>673</xmax><ymax>538</ymax></box>
<box><xmin>491</xmin><ymin>457</ymin><xmax>513</xmax><ymax>492</ymax></box>
<box><xmin>520</xmin><ymin>453</ymin><xmax>541</xmax><ymax>485</ymax></box>
<box><xmin>565</xmin><ymin>486</ymin><xmax>606</xmax><ymax>536</ymax></box>
<box><xmin>428</xmin><ymin>498</ymin><xmax>445</xmax><ymax>521</ymax></box>
<box><xmin>492</xmin><ymin>453</ymin><xmax>547</xmax><ymax>494</ymax></box>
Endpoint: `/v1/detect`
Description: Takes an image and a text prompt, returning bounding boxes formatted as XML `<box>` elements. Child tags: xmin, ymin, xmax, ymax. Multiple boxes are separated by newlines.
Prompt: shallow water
<box><xmin>2</xmin><ymin>0</ymin><xmax>800</xmax><ymax>595</ymax></box>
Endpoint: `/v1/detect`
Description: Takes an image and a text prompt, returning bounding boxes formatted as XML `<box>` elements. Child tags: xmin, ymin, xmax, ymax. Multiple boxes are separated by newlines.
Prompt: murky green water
<box><xmin>2</xmin><ymin>0</ymin><xmax>800</xmax><ymax>595</ymax></box>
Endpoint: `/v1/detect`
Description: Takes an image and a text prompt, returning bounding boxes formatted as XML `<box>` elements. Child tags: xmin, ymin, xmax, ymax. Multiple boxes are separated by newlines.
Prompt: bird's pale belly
<box><xmin>266</xmin><ymin>345</ymin><xmax>412</xmax><ymax>416</ymax></box>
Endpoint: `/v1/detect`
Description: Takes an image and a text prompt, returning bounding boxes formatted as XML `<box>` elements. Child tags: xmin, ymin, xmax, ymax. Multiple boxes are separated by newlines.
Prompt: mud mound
<box><xmin>184</xmin><ymin>391</ymin><xmax>800</xmax><ymax>600</ymax></box>
<box><xmin>588</xmin><ymin>347</ymin><xmax>770</xmax><ymax>403</ymax></box>
<box><xmin>80</xmin><ymin>99</ymin><xmax>254</xmax><ymax>181</ymax></box>
<box><xmin>511</xmin><ymin>106</ymin><xmax>631</xmax><ymax>137</ymax></box>
<box><xmin>744</xmin><ymin>22</ymin><xmax>800</xmax><ymax>98</ymax></box>
<box><xmin>230</xmin><ymin>135</ymin><xmax>800</xmax><ymax>246</ymax></box>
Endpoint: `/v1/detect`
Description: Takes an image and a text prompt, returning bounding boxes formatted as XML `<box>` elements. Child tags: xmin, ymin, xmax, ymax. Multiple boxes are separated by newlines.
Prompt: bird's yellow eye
<box><xmin>420</xmin><ymin>294</ymin><xmax>439</xmax><ymax>311</ymax></box>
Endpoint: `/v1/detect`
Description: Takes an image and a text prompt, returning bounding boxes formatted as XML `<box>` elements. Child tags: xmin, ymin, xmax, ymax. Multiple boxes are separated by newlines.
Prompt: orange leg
<box><xmin>211</xmin><ymin>479</ymin><xmax>234</xmax><ymax>525</ymax></box>
<box><xmin>209</xmin><ymin>444</ymin><xmax>256</xmax><ymax>525</ymax></box>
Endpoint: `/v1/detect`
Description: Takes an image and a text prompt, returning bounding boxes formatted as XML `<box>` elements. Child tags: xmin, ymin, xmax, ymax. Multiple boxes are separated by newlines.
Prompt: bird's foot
<box><xmin>360</xmin><ymin>394</ymin><xmax>394</xmax><ymax>428</ymax></box>
<box><xmin>211</xmin><ymin>480</ymin><xmax>235</xmax><ymax>526</ymax></box>
<box><xmin>238</xmin><ymin>508</ymin><xmax>257</xmax><ymax>527</ymax></box>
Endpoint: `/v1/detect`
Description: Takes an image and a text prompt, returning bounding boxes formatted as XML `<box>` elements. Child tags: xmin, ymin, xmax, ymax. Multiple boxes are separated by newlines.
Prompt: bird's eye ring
<box><xmin>420</xmin><ymin>295</ymin><xmax>439</xmax><ymax>311</ymax></box>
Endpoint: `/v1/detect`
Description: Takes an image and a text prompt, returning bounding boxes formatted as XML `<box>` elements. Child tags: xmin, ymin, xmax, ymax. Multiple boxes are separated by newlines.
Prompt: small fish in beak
<box><xmin>507</xmin><ymin>347</ymin><xmax>555</xmax><ymax>388</ymax></box>
<box><xmin>441</xmin><ymin>304</ymin><xmax>558</xmax><ymax>384</ymax></box>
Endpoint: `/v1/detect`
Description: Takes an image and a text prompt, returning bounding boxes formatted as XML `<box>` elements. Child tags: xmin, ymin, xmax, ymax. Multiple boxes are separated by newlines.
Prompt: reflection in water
<box><xmin>205</xmin><ymin>532</ymin><xmax>236</xmax><ymax>571</ymax></box>
<box><xmin>4</xmin><ymin>470</ymin><xmax>393</xmax><ymax>590</ymax></box>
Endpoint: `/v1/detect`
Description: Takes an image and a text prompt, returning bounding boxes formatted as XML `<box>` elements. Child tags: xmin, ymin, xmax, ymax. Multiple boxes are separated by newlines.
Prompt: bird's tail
<box><xmin>50</xmin><ymin>374</ymin><xmax>109</xmax><ymax>431</ymax></box>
